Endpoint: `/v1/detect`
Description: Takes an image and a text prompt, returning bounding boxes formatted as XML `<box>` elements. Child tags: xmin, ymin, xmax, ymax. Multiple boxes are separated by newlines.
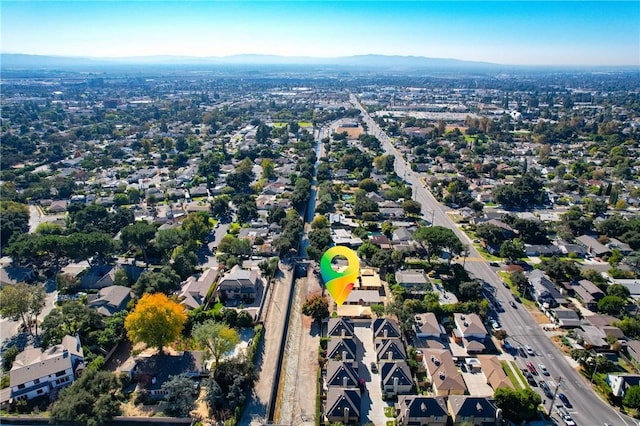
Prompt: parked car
<box><xmin>518</xmin><ymin>346</ymin><xmax>528</xmax><ymax>357</ymax></box>
<box><xmin>370</xmin><ymin>361</ymin><xmax>378</xmax><ymax>373</ymax></box>
<box><xmin>503</xmin><ymin>340</ymin><xmax>514</xmax><ymax>353</ymax></box>
<box><xmin>510</xmin><ymin>300</ymin><xmax>517</xmax><ymax>308</ymax></box>
<box><xmin>539</xmin><ymin>364</ymin><xmax>549</xmax><ymax>375</ymax></box>
<box><xmin>525</xmin><ymin>345</ymin><xmax>535</xmax><ymax>356</ymax></box>
<box><xmin>491</xmin><ymin>319</ymin><xmax>501</xmax><ymax>331</ymax></box>
<box><xmin>489</xmin><ymin>261</ymin><xmax>500</xmax><ymax>267</ymax></box>
<box><xmin>539</xmin><ymin>380</ymin><xmax>553</xmax><ymax>397</ymax></box>
<box><xmin>513</xmin><ymin>294</ymin><xmax>522</xmax><ymax>303</ymax></box>
<box><xmin>558</xmin><ymin>393</ymin><xmax>572</xmax><ymax>408</ymax></box>
<box><xmin>527</xmin><ymin>362</ymin><xmax>538</xmax><ymax>375</ymax></box>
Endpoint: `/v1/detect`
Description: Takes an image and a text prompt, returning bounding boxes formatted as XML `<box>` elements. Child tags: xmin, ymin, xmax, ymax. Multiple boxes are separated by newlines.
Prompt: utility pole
<box><xmin>547</xmin><ymin>376</ymin><xmax>563</xmax><ymax>417</ymax></box>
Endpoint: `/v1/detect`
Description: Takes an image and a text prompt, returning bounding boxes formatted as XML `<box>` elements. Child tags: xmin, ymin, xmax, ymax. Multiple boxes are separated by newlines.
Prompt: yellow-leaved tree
<box><xmin>125</xmin><ymin>293</ymin><xmax>186</xmax><ymax>354</ymax></box>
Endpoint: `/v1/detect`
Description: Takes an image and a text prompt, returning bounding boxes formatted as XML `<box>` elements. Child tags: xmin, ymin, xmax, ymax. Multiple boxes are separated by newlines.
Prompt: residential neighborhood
<box><xmin>0</xmin><ymin>60</ymin><xmax>639</xmax><ymax>426</ymax></box>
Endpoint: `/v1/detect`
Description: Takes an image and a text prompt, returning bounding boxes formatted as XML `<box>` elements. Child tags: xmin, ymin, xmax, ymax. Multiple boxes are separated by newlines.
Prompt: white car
<box><xmin>525</xmin><ymin>345</ymin><xmax>535</xmax><ymax>356</ymax></box>
<box><xmin>539</xmin><ymin>364</ymin><xmax>549</xmax><ymax>375</ymax></box>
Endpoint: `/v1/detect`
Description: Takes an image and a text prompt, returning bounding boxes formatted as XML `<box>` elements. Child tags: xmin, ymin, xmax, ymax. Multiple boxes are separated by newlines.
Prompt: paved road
<box><xmin>351</xmin><ymin>93</ymin><xmax>635</xmax><ymax>426</ymax></box>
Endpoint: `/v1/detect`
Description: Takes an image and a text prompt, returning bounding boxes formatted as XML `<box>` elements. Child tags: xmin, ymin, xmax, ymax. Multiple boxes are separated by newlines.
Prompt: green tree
<box><xmin>120</xmin><ymin>221</ymin><xmax>157</xmax><ymax>267</ymax></box>
<box><xmin>598</xmin><ymin>295</ymin><xmax>626</xmax><ymax>316</ymax></box>
<box><xmin>162</xmin><ymin>373</ymin><xmax>197</xmax><ymax>417</ymax></box>
<box><xmin>193</xmin><ymin>320</ymin><xmax>240</xmax><ymax>371</ymax></box>
<box><xmin>357</xmin><ymin>241</ymin><xmax>380</xmax><ymax>262</ymax></box>
<box><xmin>402</xmin><ymin>199</ymin><xmax>422</xmax><ymax>216</ymax></box>
<box><xmin>500</xmin><ymin>239</ymin><xmax>525</xmax><ymax>262</ymax></box>
<box><xmin>261</xmin><ymin>158</ymin><xmax>275</xmax><ymax>179</ymax></box>
<box><xmin>182</xmin><ymin>211</ymin><xmax>211</xmax><ymax>246</ymax></box>
<box><xmin>493</xmin><ymin>174</ymin><xmax>545</xmax><ymax>209</ymax></box>
<box><xmin>615</xmin><ymin>317</ymin><xmax>640</xmax><ymax>339</ymax></box>
<box><xmin>353</xmin><ymin>190</ymin><xmax>379</xmax><ymax>216</ymax></box>
<box><xmin>414</xmin><ymin>226</ymin><xmax>462</xmax><ymax>265</ymax></box>
<box><xmin>0</xmin><ymin>282</ymin><xmax>46</xmax><ymax>336</ymax></box>
<box><xmin>370</xmin><ymin>304</ymin><xmax>385</xmax><ymax>318</ymax></box>
<box><xmin>475</xmin><ymin>223</ymin><xmax>505</xmax><ymax>247</ymax></box>
<box><xmin>311</xmin><ymin>215</ymin><xmax>330</xmax><ymax>229</ymax></box>
<box><xmin>623</xmin><ymin>252</ymin><xmax>640</xmax><ymax>276</ymax></box>
<box><xmin>41</xmin><ymin>301</ymin><xmax>104</xmax><ymax>348</ymax></box>
<box><xmin>301</xmin><ymin>295</ymin><xmax>329</xmax><ymax>325</ymax></box>
<box><xmin>358</xmin><ymin>178</ymin><xmax>378</xmax><ymax>192</ymax></box>
<box><xmin>132</xmin><ymin>266</ymin><xmax>182</xmax><ymax>297</ymax></box>
<box><xmin>458</xmin><ymin>281</ymin><xmax>483</xmax><ymax>301</ymax></box>
<box><xmin>50</xmin><ymin>369</ymin><xmax>122</xmax><ymax>426</ymax></box>
<box><xmin>539</xmin><ymin>256</ymin><xmax>580</xmax><ymax>283</ymax></box>
<box><xmin>210</xmin><ymin>197</ymin><xmax>230</xmax><ymax>219</ymax></box>
<box><xmin>511</xmin><ymin>270</ymin><xmax>529</xmax><ymax>295</ymax></box>
<box><xmin>155</xmin><ymin>228</ymin><xmax>186</xmax><ymax>261</ymax></box>
<box><xmin>0</xmin><ymin>201</ymin><xmax>29</xmax><ymax>247</ymax></box>
<box><xmin>624</xmin><ymin>386</ymin><xmax>640</xmax><ymax>409</ymax></box>
<box><xmin>493</xmin><ymin>387</ymin><xmax>541</xmax><ymax>423</ymax></box>
<box><xmin>306</xmin><ymin>227</ymin><xmax>332</xmax><ymax>261</ymax></box>
<box><xmin>607</xmin><ymin>283</ymin><xmax>631</xmax><ymax>299</ymax></box>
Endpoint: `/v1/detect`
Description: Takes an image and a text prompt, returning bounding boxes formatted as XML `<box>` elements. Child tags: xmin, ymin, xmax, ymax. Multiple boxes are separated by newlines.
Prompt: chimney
<box><xmin>344</xmin><ymin>407</ymin><xmax>349</xmax><ymax>423</ymax></box>
<box><xmin>342</xmin><ymin>350</ymin><xmax>347</xmax><ymax>360</ymax></box>
<box><xmin>341</xmin><ymin>328</ymin><xmax>345</xmax><ymax>337</ymax></box>
<box><xmin>343</xmin><ymin>376</ymin><xmax>348</xmax><ymax>387</ymax></box>
<box><xmin>384</xmin><ymin>329</ymin><xmax>388</xmax><ymax>338</ymax></box>
<box><xmin>388</xmin><ymin>351</ymin><xmax>393</xmax><ymax>360</ymax></box>
<box><xmin>393</xmin><ymin>376</ymin><xmax>399</xmax><ymax>394</ymax></box>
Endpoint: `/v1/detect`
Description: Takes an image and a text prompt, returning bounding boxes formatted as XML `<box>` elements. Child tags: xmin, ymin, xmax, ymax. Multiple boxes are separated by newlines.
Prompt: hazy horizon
<box><xmin>1</xmin><ymin>1</ymin><xmax>639</xmax><ymax>67</ymax></box>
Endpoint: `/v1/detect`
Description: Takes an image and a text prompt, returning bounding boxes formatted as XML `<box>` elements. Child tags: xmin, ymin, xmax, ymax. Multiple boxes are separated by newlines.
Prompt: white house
<box><xmin>10</xmin><ymin>335</ymin><xmax>84</xmax><ymax>402</ymax></box>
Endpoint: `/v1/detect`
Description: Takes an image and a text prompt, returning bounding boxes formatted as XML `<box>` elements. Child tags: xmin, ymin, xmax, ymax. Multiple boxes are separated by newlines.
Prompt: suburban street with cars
<box><xmin>352</xmin><ymin>93</ymin><xmax>636</xmax><ymax>426</ymax></box>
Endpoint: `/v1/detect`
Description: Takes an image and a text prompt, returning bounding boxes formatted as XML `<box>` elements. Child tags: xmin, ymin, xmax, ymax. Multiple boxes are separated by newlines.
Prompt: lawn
<box><xmin>502</xmin><ymin>360</ymin><xmax>525</xmax><ymax>390</ymax></box>
<box><xmin>510</xmin><ymin>361</ymin><xmax>532</xmax><ymax>390</ymax></box>
<box><xmin>298</xmin><ymin>121</ymin><xmax>313</xmax><ymax>127</ymax></box>
<box><xmin>474</xmin><ymin>245</ymin><xmax>503</xmax><ymax>261</ymax></box>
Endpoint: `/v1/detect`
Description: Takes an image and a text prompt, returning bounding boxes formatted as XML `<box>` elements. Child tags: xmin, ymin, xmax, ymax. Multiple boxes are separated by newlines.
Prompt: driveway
<box><xmin>353</xmin><ymin>324</ymin><xmax>388</xmax><ymax>426</ymax></box>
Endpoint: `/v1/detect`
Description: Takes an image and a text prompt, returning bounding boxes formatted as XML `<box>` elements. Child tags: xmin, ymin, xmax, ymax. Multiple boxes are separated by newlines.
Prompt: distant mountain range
<box><xmin>0</xmin><ymin>53</ymin><xmax>500</xmax><ymax>70</ymax></box>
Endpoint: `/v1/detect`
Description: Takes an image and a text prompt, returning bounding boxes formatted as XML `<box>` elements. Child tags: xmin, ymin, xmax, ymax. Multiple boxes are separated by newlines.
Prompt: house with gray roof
<box><xmin>325</xmin><ymin>360</ymin><xmax>359</xmax><ymax>388</ymax></box>
<box><xmin>216</xmin><ymin>265</ymin><xmax>261</xmax><ymax>303</ymax></box>
<box><xmin>528</xmin><ymin>269</ymin><xmax>565</xmax><ymax>306</ymax></box>
<box><xmin>10</xmin><ymin>335</ymin><xmax>84</xmax><ymax>402</ymax></box>
<box><xmin>372</xmin><ymin>318</ymin><xmax>402</xmax><ymax>340</ymax></box>
<box><xmin>549</xmin><ymin>308</ymin><xmax>581</xmax><ymax>328</ymax></box>
<box><xmin>571</xmin><ymin>279</ymin><xmax>605</xmax><ymax>311</ymax></box>
<box><xmin>376</xmin><ymin>338</ymin><xmax>407</xmax><ymax>362</ymax></box>
<box><xmin>87</xmin><ymin>285</ymin><xmax>132</xmax><ymax>317</ymax></box>
<box><xmin>178</xmin><ymin>267</ymin><xmax>219</xmax><ymax>310</ymax></box>
<box><xmin>327</xmin><ymin>318</ymin><xmax>355</xmax><ymax>339</ymax></box>
<box><xmin>396</xmin><ymin>395</ymin><xmax>448</xmax><ymax>426</ymax></box>
<box><xmin>380</xmin><ymin>361</ymin><xmax>413</xmax><ymax>396</ymax></box>
<box><xmin>343</xmin><ymin>289</ymin><xmax>381</xmax><ymax>306</ymax></box>
<box><xmin>576</xmin><ymin>234</ymin><xmax>611</xmax><ymax>257</ymax></box>
<box><xmin>327</xmin><ymin>338</ymin><xmax>357</xmax><ymax>361</ymax></box>
<box><xmin>575</xmin><ymin>325</ymin><xmax>609</xmax><ymax>350</ymax></box>
<box><xmin>131</xmin><ymin>351</ymin><xmax>207</xmax><ymax>399</ymax></box>
<box><xmin>395</xmin><ymin>269</ymin><xmax>428</xmax><ymax>292</ymax></box>
<box><xmin>447</xmin><ymin>396</ymin><xmax>501</xmax><ymax>426</ymax></box>
<box><xmin>324</xmin><ymin>387</ymin><xmax>361</xmax><ymax>425</ymax></box>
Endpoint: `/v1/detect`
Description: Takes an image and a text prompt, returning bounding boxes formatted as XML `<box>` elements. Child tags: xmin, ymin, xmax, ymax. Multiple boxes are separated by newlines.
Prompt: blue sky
<box><xmin>1</xmin><ymin>1</ymin><xmax>639</xmax><ymax>66</ymax></box>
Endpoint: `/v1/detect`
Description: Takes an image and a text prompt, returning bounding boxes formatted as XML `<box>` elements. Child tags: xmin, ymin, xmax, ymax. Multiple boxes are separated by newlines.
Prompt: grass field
<box><xmin>502</xmin><ymin>360</ymin><xmax>525</xmax><ymax>390</ymax></box>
